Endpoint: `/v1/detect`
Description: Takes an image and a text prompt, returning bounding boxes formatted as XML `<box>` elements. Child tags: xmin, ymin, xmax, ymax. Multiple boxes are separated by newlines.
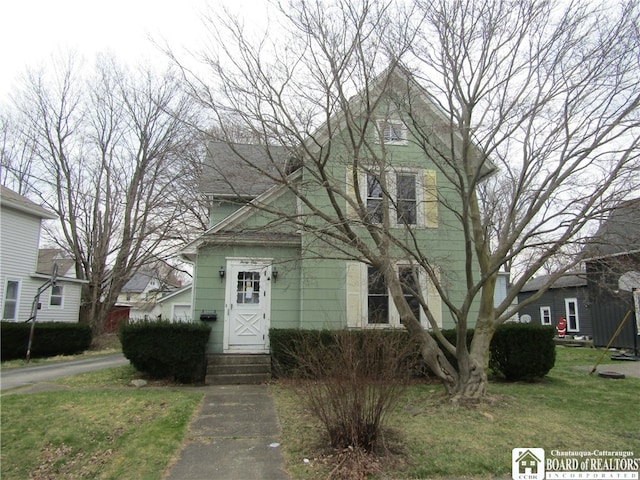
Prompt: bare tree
<box><xmin>8</xmin><ymin>54</ymin><xmax>204</xmax><ymax>335</ymax></box>
<box><xmin>178</xmin><ymin>0</ymin><xmax>639</xmax><ymax>399</ymax></box>
<box><xmin>0</xmin><ymin>108</ymin><xmax>39</xmax><ymax>196</ymax></box>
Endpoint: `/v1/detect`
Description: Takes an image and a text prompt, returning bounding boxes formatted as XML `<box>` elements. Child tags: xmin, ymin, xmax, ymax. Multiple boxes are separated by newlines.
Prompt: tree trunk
<box><xmin>449</xmin><ymin>318</ymin><xmax>496</xmax><ymax>402</ymax></box>
<box><xmin>448</xmin><ymin>359</ymin><xmax>487</xmax><ymax>401</ymax></box>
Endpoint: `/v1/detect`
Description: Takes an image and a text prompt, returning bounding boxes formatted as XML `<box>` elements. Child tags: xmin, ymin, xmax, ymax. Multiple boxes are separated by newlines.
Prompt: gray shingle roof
<box><xmin>520</xmin><ymin>273</ymin><xmax>587</xmax><ymax>292</ymax></box>
<box><xmin>36</xmin><ymin>249</ymin><xmax>75</xmax><ymax>276</ymax></box>
<box><xmin>199</xmin><ymin>142</ymin><xmax>291</xmax><ymax>198</ymax></box>
<box><xmin>583</xmin><ymin>198</ymin><xmax>640</xmax><ymax>259</ymax></box>
<box><xmin>0</xmin><ymin>186</ymin><xmax>56</xmax><ymax>219</ymax></box>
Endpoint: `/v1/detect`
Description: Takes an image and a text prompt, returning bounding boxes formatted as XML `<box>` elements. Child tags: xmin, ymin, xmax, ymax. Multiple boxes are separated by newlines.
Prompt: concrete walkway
<box><xmin>164</xmin><ymin>384</ymin><xmax>289</xmax><ymax>480</ymax></box>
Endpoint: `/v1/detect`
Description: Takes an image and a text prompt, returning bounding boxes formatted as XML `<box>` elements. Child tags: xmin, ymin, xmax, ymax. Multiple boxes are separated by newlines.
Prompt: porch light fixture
<box><xmin>272</xmin><ymin>267</ymin><xmax>278</xmax><ymax>282</ymax></box>
<box><xmin>218</xmin><ymin>266</ymin><xmax>225</xmax><ymax>281</ymax></box>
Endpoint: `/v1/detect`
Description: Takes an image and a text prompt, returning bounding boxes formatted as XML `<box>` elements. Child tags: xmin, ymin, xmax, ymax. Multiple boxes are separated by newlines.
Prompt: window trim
<box><xmin>50</xmin><ymin>284</ymin><xmax>64</xmax><ymax>308</ymax></box>
<box><xmin>377</xmin><ymin>119</ymin><xmax>408</xmax><ymax>145</ymax></box>
<box><xmin>3</xmin><ymin>279</ymin><xmax>21</xmax><ymax>320</ymax></box>
<box><xmin>540</xmin><ymin>306</ymin><xmax>551</xmax><ymax>326</ymax></box>
<box><xmin>362</xmin><ymin>169</ymin><xmax>425</xmax><ymax>227</ymax></box>
<box><xmin>564</xmin><ymin>298</ymin><xmax>580</xmax><ymax>332</ymax></box>
<box><xmin>364</xmin><ymin>263</ymin><xmax>437</xmax><ymax>328</ymax></box>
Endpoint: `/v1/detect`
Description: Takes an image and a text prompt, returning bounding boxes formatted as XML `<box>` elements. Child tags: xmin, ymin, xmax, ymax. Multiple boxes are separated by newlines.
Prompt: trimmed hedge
<box><xmin>270</xmin><ymin>328</ymin><xmax>335</xmax><ymax>377</ymax></box>
<box><xmin>1</xmin><ymin>321</ymin><xmax>92</xmax><ymax>361</ymax></box>
<box><xmin>118</xmin><ymin>320</ymin><xmax>211</xmax><ymax>383</ymax></box>
<box><xmin>270</xmin><ymin>328</ymin><xmax>423</xmax><ymax>378</ymax></box>
<box><xmin>490</xmin><ymin>323</ymin><xmax>556</xmax><ymax>381</ymax></box>
<box><xmin>271</xmin><ymin>323</ymin><xmax>556</xmax><ymax>382</ymax></box>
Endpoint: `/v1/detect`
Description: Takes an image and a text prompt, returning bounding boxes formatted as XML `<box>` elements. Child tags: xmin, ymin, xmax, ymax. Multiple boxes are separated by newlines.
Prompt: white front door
<box><xmin>224</xmin><ymin>259</ymin><xmax>271</xmax><ymax>352</ymax></box>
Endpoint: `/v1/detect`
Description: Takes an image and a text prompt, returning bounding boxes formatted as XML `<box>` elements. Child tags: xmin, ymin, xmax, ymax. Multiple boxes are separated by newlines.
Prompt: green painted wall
<box><xmin>194</xmin><ymin>95</ymin><xmax>480</xmax><ymax>346</ymax></box>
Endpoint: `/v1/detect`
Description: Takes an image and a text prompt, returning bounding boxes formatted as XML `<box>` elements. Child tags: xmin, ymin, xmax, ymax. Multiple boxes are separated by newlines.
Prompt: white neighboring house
<box><xmin>116</xmin><ymin>271</ymin><xmax>180</xmax><ymax>320</ymax></box>
<box><xmin>0</xmin><ymin>186</ymin><xmax>86</xmax><ymax>323</ymax></box>
<box><xmin>158</xmin><ymin>284</ymin><xmax>193</xmax><ymax>322</ymax></box>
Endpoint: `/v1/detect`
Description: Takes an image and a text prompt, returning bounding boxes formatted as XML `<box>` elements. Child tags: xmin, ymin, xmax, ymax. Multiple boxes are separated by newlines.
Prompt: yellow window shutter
<box><xmin>424</xmin><ymin>169</ymin><xmax>438</xmax><ymax>228</ymax></box>
<box><xmin>426</xmin><ymin>274</ymin><xmax>443</xmax><ymax>328</ymax></box>
<box><xmin>345</xmin><ymin>261</ymin><xmax>364</xmax><ymax>327</ymax></box>
<box><xmin>345</xmin><ymin>166</ymin><xmax>357</xmax><ymax>219</ymax></box>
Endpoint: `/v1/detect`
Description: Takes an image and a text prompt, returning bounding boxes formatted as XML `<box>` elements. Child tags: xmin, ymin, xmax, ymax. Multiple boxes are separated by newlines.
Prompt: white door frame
<box><xmin>223</xmin><ymin>258</ymin><xmax>272</xmax><ymax>353</ymax></box>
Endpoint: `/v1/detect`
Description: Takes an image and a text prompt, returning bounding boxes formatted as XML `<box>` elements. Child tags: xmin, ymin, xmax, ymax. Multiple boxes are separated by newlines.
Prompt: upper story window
<box><xmin>346</xmin><ymin>166</ymin><xmax>438</xmax><ymax>228</ymax></box>
<box><xmin>3</xmin><ymin>280</ymin><xmax>20</xmax><ymax>320</ymax></box>
<box><xmin>366</xmin><ymin>174</ymin><xmax>384</xmax><ymax>223</ymax></box>
<box><xmin>50</xmin><ymin>285</ymin><xmax>63</xmax><ymax>307</ymax></box>
<box><xmin>364</xmin><ymin>171</ymin><xmax>419</xmax><ymax>226</ymax></box>
<box><xmin>378</xmin><ymin>120</ymin><xmax>408</xmax><ymax>145</ymax></box>
<box><xmin>396</xmin><ymin>173</ymin><xmax>417</xmax><ymax>225</ymax></box>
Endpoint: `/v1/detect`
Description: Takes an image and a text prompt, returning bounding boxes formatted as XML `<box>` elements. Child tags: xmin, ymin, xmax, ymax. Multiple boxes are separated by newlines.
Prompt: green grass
<box><xmin>1</xmin><ymin>366</ymin><xmax>202</xmax><ymax>480</ymax></box>
<box><xmin>271</xmin><ymin>346</ymin><xmax>640</xmax><ymax>479</ymax></box>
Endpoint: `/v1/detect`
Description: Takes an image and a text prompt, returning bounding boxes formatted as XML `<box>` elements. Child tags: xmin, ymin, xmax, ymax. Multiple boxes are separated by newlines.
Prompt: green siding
<box><xmin>193</xmin><ymin>95</ymin><xmax>479</xmax><ymax>348</ymax></box>
<box><xmin>300</xmin><ymin>257</ymin><xmax>347</xmax><ymax>329</ymax></box>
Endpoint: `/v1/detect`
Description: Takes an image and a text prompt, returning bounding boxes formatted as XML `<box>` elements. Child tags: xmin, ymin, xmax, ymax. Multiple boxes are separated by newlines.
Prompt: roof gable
<box><xmin>0</xmin><ymin>186</ymin><xmax>56</xmax><ymax>219</ymax></box>
<box><xmin>36</xmin><ymin>249</ymin><xmax>76</xmax><ymax>277</ymax></box>
<box><xmin>584</xmin><ymin>198</ymin><xmax>640</xmax><ymax>259</ymax></box>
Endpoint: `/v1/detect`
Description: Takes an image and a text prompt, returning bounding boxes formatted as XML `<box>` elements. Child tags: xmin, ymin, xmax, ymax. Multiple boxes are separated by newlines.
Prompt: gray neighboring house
<box><xmin>517</xmin><ymin>273</ymin><xmax>591</xmax><ymax>337</ymax></box>
<box><xmin>583</xmin><ymin>198</ymin><xmax>640</xmax><ymax>350</ymax></box>
<box><xmin>1</xmin><ymin>186</ymin><xmax>85</xmax><ymax>323</ymax></box>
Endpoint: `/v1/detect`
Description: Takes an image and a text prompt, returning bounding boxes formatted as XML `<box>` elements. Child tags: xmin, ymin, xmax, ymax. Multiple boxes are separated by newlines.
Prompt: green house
<box><xmin>180</xmin><ymin>68</ymin><xmax>474</xmax><ymax>355</ymax></box>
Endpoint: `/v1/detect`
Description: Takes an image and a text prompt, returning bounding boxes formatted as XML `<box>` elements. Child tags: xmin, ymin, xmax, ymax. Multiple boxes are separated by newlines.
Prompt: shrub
<box><xmin>118</xmin><ymin>320</ymin><xmax>211</xmax><ymax>383</ymax></box>
<box><xmin>490</xmin><ymin>323</ymin><xmax>556</xmax><ymax>381</ymax></box>
<box><xmin>1</xmin><ymin>321</ymin><xmax>92</xmax><ymax>361</ymax></box>
<box><xmin>270</xmin><ymin>328</ymin><xmax>334</xmax><ymax>377</ymax></box>
<box><xmin>277</xmin><ymin>329</ymin><xmax>419</xmax><ymax>453</ymax></box>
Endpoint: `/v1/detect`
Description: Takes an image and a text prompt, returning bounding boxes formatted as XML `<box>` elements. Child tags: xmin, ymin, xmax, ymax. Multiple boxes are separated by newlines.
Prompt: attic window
<box><xmin>379</xmin><ymin>121</ymin><xmax>407</xmax><ymax>145</ymax></box>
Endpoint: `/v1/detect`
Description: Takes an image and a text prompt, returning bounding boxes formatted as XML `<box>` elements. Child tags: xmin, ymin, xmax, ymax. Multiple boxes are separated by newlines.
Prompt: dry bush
<box><xmin>292</xmin><ymin>330</ymin><xmax>418</xmax><ymax>453</ymax></box>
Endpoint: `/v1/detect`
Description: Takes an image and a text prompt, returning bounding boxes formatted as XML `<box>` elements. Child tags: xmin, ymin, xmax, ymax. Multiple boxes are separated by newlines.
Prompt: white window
<box><xmin>364</xmin><ymin>170</ymin><xmax>421</xmax><ymax>226</ymax></box>
<box><xmin>346</xmin><ymin>262</ymin><xmax>442</xmax><ymax>329</ymax></box>
<box><xmin>50</xmin><ymin>285</ymin><xmax>63</xmax><ymax>307</ymax></box>
<box><xmin>379</xmin><ymin>120</ymin><xmax>408</xmax><ymax>145</ymax></box>
<box><xmin>366</xmin><ymin>174</ymin><xmax>384</xmax><ymax>223</ymax></box>
<box><xmin>564</xmin><ymin>298</ymin><xmax>580</xmax><ymax>332</ymax></box>
<box><xmin>396</xmin><ymin>173</ymin><xmax>417</xmax><ymax>225</ymax></box>
<box><xmin>3</xmin><ymin>280</ymin><xmax>20</xmax><ymax>320</ymax></box>
<box><xmin>367</xmin><ymin>266</ymin><xmax>389</xmax><ymax>324</ymax></box>
<box><xmin>540</xmin><ymin>306</ymin><xmax>551</xmax><ymax>325</ymax></box>
<box><xmin>364</xmin><ymin>264</ymin><xmax>439</xmax><ymax>328</ymax></box>
<box><xmin>346</xmin><ymin>167</ymin><xmax>438</xmax><ymax>228</ymax></box>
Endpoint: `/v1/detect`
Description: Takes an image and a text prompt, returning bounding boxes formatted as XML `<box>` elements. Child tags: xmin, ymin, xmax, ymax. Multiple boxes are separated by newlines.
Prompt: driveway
<box><xmin>575</xmin><ymin>361</ymin><xmax>640</xmax><ymax>379</ymax></box>
<box><xmin>0</xmin><ymin>353</ymin><xmax>129</xmax><ymax>391</ymax></box>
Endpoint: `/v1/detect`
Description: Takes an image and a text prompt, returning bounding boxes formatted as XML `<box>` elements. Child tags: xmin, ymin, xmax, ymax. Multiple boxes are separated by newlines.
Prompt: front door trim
<box><xmin>223</xmin><ymin>258</ymin><xmax>272</xmax><ymax>353</ymax></box>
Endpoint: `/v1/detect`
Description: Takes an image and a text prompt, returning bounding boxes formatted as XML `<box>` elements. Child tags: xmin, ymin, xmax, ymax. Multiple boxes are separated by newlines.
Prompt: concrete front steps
<box><xmin>205</xmin><ymin>354</ymin><xmax>272</xmax><ymax>385</ymax></box>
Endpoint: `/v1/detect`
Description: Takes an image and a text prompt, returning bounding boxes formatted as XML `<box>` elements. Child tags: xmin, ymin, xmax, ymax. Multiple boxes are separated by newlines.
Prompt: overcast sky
<box><xmin>0</xmin><ymin>0</ymin><xmax>267</xmax><ymax>98</ymax></box>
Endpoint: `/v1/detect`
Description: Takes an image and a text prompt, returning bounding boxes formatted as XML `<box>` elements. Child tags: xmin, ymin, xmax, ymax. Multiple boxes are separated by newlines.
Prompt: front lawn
<box><xmin>0</xmin><ymin>366</ymin><xmax>203</xmax><ymax>480</ymax></box>
<box><xmin>271</xmin><ymin>347</ymin><xmax>640</xmax><ymax>479</ymax></box>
